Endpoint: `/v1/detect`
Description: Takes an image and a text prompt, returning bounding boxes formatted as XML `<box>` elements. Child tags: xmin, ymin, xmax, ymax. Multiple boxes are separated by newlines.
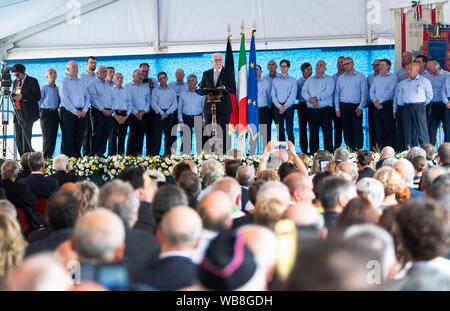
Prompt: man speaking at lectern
<box><xmin>198</xmin><ymin>53</ymin><xmax>236</xmax><ymax>153</ymax></box>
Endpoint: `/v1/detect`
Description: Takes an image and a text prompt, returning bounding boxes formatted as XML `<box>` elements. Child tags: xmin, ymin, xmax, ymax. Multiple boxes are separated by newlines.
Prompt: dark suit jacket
<box><xmin>324</xmin><ymin>211</ymin><xmax>340</xmax><ymax>235</ymax></box>
<box><xmin>241</xmin><ymin>187</ymin><xmax>249</xmax><ymax>212</ymax></box>
<box><xmin>24</xmin><ymin>228</ymin><xmax>73</xmax><ymax>258</ymax></box>
<box><xmin>0</xmin><ymin>178</ymin><xmax>37</xmax><ymax>208</ymax></box>
<box><xmin>138</xmin><ymin>256</ymin><xmax>197</xmax><ymax>290</ymax></box>
<box><xmin>388</xmin><ymin>264</ymin><xmax>450</xmax><ymax>290</ymax></box>
<box><xmin>16</xmin><ymin>168</ymin><xmax>31</xmax><ymax>181</ymax></box>
<box><xmin>18</xmin><ymin>173</ymin><xmax>59</xmax><ymax>199</ymax></box>
<box><xmin>12</xmin><ymin>75</ymin><xmax>41</xmax><ymax>124</ymax></box>
<box><xmin>49</xmin><ymin>170</ymin><xmax>80</xmax><ymax>186</ymax></box>
<box><xmin>133</xmin><ymin>201</ymin><xmax>155</xmax><ymax>234</ymax></box>
<box><xmin>124</xmin><ymin>225</ymin><xmax>160</xmax><ymax>282</ymax></box>
<box><xmin>231</xmin><ymin>213</ymin><xmax>254</xmax><ymax>230</ymax></box>
<box><xmin>198</xmin><ymin>67</ymin><xmax>236</xmax><ymax>117</ymax></box>
<box><xmin>357</xmin><ymin>167</ymin><xmax>375</xmax><ymax>181</ymax></box>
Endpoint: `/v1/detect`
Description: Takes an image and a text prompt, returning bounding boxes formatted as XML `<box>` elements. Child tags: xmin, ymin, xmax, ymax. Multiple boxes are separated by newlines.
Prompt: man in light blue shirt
<box><xmin>108</xmin><ymin>73</ymin><xmax>132</xmax><ymax>156</ymax></box>
<box><xmin>296</xmin><ymin>62</ymin><xmax>312</xmax><ymax>154</ymax></box>
<box><xmin>262</xmin><ymin>60</ymin><xmax>281</xmax><ymax>142</ymax></box>
<box><xmin>332</xmin><ymin>56</ymin><xmax>345</xmax><ymax>149</ymax></box>
<box><xmin>169</xmin><ymin>68</ymin><xmax>189</xmax><ymax>148</ymax></box>
<box><xmin>149</xmin><ymin>72</ymin><xmax>178</xmax><ymax>156</ymax></box>
<box><xmin>398</xmin><ymin>63</ymin><xmax>433</xmax><ymax>148</ymax></box>
<box><xmin>369</xmin><ymin>58</ymin><xmax>398</xmax><ymax>149</ymax></box>
<box><xmin>249</xmin><ymin>65</ymin><xmax>275</xmax><ymax>154</ymax></box>
<box><xmin>58</xmin><ymin>60</ymin><xmax>90</xmax><ymax>158</ymax></box>
<box><xmin>106</xmin><ymin>67</ymin><xmax>115</xmax><ymax>87</ymax></box>
<box><xmin>38</xmin><ymin>68</ymin><xmax>60</xmax><ymax>158</ymax></box>
<box><xmin>424</xmin><ymin>61</ymin><xmax>450</xmax><ymax>145</ymax></box>
<box><xmin>178</xmin><ymin>74</ymin><xmax>205</xmax><ymax>155</ymax></box>
<box><xmin>79</xmin><ymin>56</ymin><xmax>96</xmax><ymax>156</ymax></box>
<box><xmin>124</xmin><ymin>69</ymin><xmax>151</xmax><ymax>156</ymax></box>
<box><xmin>271</xmin><ymin>59</ymin><xmax>297</xmax><ymax>144</ymax></box>
<box><xmin>87</xmin><ymin>65</ymin><xmax>115</xmax><ymax>157</ymax></box>
<box><xmin>367</xmin><ymin>59</ymin><xmax>380</xmax><ymax>150</ymax></box>
<box><xmin>396</xmin><ymin>52</ymin><xmax>413</xmax><ymax>82</ymax></box>
<box><xmin>301</xmin><ymin>60</ymin><xmax>335</xmax><ymax>154</ymax></box>
<box><xmin>334</xmin><ymin>57</ymin><xmax>367</xmax><ymax>151</ymax></box>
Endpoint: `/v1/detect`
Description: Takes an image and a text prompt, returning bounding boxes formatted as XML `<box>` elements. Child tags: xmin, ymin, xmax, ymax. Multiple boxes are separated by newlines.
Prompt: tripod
<box><xmin>0</xmin><ymin>89</ymin><xmax>33</xmax><ymax>158</ymax></box>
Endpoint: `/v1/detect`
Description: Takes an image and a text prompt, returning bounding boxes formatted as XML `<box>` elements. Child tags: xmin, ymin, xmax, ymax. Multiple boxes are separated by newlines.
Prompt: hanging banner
<box><xmin>423</xmin><ymin>24</ymin><xmax>450</xmax><ymax>71</ymax></box>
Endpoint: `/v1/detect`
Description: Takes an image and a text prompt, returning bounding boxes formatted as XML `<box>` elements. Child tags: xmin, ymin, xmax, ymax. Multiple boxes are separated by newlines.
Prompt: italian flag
<box><xmin>237</xmin><ymin>32</ymin><xmax>248</xmax><ymax>137</ymax></box>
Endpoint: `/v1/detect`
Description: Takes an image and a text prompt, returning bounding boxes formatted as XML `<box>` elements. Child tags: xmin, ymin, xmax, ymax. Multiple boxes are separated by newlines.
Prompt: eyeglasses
<box><xmin>343</xmin><ymin>62</ymin><xmax>353</xmax><ymax>66</ymax></box>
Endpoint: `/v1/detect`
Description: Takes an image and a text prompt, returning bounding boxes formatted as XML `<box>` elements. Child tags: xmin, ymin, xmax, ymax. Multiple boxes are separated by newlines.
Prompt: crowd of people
<box><xmin>0</xmin><ymin>139</ymin><xmax>449</xmax><ymax>291</ymax></box>
<box><xmin>9</xmin><ymin>51</ymin><xmax>450</xmax><ymax>159</ymax></box>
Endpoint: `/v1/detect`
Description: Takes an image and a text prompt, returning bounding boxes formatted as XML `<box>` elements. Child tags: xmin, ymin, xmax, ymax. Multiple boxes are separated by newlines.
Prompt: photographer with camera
<box><xmin>11</xmin><ymin>64</ymin><xmax>41</xmax><ymax>156</ymax></box>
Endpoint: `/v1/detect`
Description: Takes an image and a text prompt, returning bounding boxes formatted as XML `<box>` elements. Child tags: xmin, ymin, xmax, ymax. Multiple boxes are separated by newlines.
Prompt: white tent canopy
<box><xmin>1</xmin><ymin>0</ymin><xmax>449</xmax><ymax>60</ymax></box>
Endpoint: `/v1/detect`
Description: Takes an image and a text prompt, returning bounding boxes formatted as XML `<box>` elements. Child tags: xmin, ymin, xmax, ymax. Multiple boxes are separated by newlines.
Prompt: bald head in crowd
<box><xmin>211</xmin><ymin>177</ymin><xmax>242</xmax><ymax>211</ymax></box>
<box><xmin>380</xmin><ymin>146</ymin><xmax>395</xmax><ymax>160</ymax></box>
<box><xmin>283</xmin><ymin>173</ymin><xmax>315</xmax><ymax>204</ymax></box>
<box><xmin>72</xmin><ymin>208</ymin><xmax>126</xmax><ymax>264</ymax></box>
<box><xmin>257</xmin><ymin>181</ymin><xmax>291</xmax><ymax>205</ymax></box>
<box><xmin>337</xmin><ymin>162</ymin><xmax>358</xmax><ymax>183</ymax></box>
<box><xmin>157</xmin><ymin>206</ymin><xmax>202</xmax><ymax>254</ymax></box>
<box><xmin>394</xmin><ymin>159</ymin><xmax>415</xmax><ymax>187</ymax></box>
<box><xmin>197</xmin><ymin>191</ymin><xmax>234</xmax><ymax>231</ymax></box>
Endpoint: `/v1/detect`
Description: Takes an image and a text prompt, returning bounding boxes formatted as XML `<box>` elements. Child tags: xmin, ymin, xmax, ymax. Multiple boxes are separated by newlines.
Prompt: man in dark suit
<box><xmin>198</xmin><ymin>53</ymin><xmax>236</xmax><ymax>154</ymax></box>
<box><xmin>25</xmin><ymin>191</ymin><xmax>79</xmax><ymax>257</ymax></box>
<box><xmin>18</xmin><ymin>152</ymin><xmax>59</xmax><ymax>199</ymax></box>
<box><xmin>116</xmin><ymin>167</ymin><xmax>157</xmax><ymax>233</ymax></box>
<box><xmin>0</xmin><ymin>160</ymin><xmax>46</xmax><ymax>230</ymax></box>
<box><xmin>138</xmin><ymin>206</ymin><xmax>201</xmax><ymax>290</ymax></box>
<box><xmin>16</xmin><ymin>152</ymin><xmax>31</xmax><ymax>181</ymax></box>
<box><xmin>97</xmin><ymin>180</ymin><xmax>160</xmax><ymax>282</ymax></box>
<box><xmin>49</xmin><ymin>154</ymin><xmax>80</xmax><ymax>186</ymax></box>
<box><xmin>235</xmin><ymin>165</ymin><xmax>255</xmax><ymax>212</ymax></box>
<box><xmin>11</xmin><ymin>64</ymin><xmax>41</xmax><ymax>156</ymax></box>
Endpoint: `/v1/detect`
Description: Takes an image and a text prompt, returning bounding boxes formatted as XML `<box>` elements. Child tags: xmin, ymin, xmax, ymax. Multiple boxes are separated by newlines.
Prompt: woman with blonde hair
<box><xmin>0</xmin><ymin>213</ymin><xmax>27</xmax><ymax>280</ymax></box>
<box><xmin>75</xmin><ymin>181</ymin><xmax>99</xmax><ymax>216</ymax></box>
<box><xmin>374</xmin><ymin>167</ymin><xmax>406</xmax><ymax>209</ymax></box>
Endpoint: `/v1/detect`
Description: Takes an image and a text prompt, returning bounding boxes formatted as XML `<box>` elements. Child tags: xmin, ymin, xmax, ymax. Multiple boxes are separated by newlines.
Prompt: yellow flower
<box><xmin>43</xmin><ymin>168</ymin><xmax>47</xmax><ymax>175</ymax></box>
<box><xmin>91</xmin><ymin>165</ymin><xmax>96</xmax><ymax>171</ymax></box>
<box><xmin>150</xmin><ymin>164</ymin><xmax>156</xmax><ymax>169</ymax></box>
<box><xmin>70</xmin><ymin>158</ymin><xmax>76</xmax><ymax>162</ymax></box>
<box><xmin>119</xmin><ymin>164</ymin><xmax>124</xmax><ymax>169</ymax></box>
<box><xmin>152</xmin><ymin>157</ymin><xmax>157</xmax><ymax>162</ymax></box>
<box><xmin>126</xmin><ymin>156</ymin><xmax>132</xmax><ymax>161</ymax></box>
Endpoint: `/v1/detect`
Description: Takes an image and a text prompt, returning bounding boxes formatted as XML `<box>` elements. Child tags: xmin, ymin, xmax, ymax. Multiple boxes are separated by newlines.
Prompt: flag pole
<box><xmin>239</xmin><ymin>20</ymin><xmax>246</xmax><ymax>155</ymax></box>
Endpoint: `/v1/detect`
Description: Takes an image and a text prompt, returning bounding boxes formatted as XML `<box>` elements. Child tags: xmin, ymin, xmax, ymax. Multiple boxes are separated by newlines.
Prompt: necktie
<box><xmin>16</xmin><ymin>80</ymin><xmax>22</xmax><ymax>109</ymax></box>
<box><xmin>214</xmin><ymin>70</ymin><xmax>219</xmax><ymax>86</ymax></box>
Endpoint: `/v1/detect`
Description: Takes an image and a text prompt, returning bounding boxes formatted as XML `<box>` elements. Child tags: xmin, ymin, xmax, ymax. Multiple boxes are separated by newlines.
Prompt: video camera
<box><xmin>0</xmin><ymin>62</ymin><xmax>12</xmax><ymax>94</ymax></box>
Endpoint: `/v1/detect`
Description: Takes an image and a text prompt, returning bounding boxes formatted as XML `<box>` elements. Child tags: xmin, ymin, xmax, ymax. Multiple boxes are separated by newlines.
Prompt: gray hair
<box><xmin>421</xmin><ymin>166</ymin><xmax>449</xmax><ymax>194</ymax></box>
<box><xmin>97</xmin><ymin>180</ymin><xmax>140</xmax><ymax>226</ymax></box>
<box><xmin>0</xmin><ymin>200</ymin><xmax>17</xmax><ymax>219</ymax></box>
<box><xmin>334</xmin><ymin>148</ymin><xmax>350</xmax><ymax>162</ymax></box>
<box><xmin>405</xmin><ymin>147</ymin><xmax>426</xmax><ymax>162</ymax></box>
<box><xmin>344</xmin><ymin>224</ymin><xmax>395</xmax><ymax>282</ymax></box>
<box><xmin>257</xmin><ymin>181</ymin><xmax>291</xmax><ymax>204</ymax></box>
<box><xmin>146</xmin><ymin>169</ymin><xmax>166</xmax><ymax>182</ymax></box>
<box><xmin>200</xmin><ymin>159</ymin><xmax>224</xmax><ymax>186</ymax></box>
<box><xmin>381</xmin><ymin>158</ymin><xmax>398</xmax><ymax>167</ymax></box>
<box><xmin>187</xmin><ymin>74</ymin><xmax>197</xmax><ymax>81</ymax></box>
<box><xmin>28</xmin><ymin>152</ymin><xmax>44</xmax><ymax>171</ymax></box>
<box><xmin>211</xmin><ymin>177</ymin><xmax>242</xmax><ymax>208</ymax></box>
<box><xmin>53</xmin><ymin>154</ymin><xmax>69</xmax><ymax>171</ymax></box>
<box><xmin>96</xmin><ymin>65</ymin><xmax>107</xmax><ymax>74</ymax></box>
<box><xmin>337</xmin><ymin>162</ymin><xmax>358</xmax><ymax>182</ymax></box>
<box><xmin>236</xmin><ymin>165</ymin><xmax>256</xmax><ymax>187</ymax></box>
<box><xmin>1</xmin><ymin>160</ymin><xmax>19</xmax><ymax>180</ymax></box>
<box><xmin>356</xmin><ymin>178</ymin><xmax>385</xmax><ymax>209</ymax></box>
<box><xmin>74</xmin><ymin>208</ymin><xmax>125</xmax><ymax>262</ymax></box>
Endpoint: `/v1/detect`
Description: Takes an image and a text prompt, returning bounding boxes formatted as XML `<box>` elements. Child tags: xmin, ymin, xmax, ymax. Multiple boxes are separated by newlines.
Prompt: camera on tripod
<box><xmin>1</xmin><ymin>62</ymin><xmax>12</xmax><ymax>95</ymax></box>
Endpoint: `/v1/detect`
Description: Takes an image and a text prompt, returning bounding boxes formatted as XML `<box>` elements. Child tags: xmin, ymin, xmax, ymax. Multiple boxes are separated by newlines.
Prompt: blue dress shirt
<box><xmin>111</xmin><ymin>85</ymin><xmax>132</xmax><ymax>115</ymax></box>
<box><xmin>334</xmin><ymin>71</ymin><xmax>368</xmax><ymax>111</ymax></box>
<box><xmin>124</xmin><ymin>82</ymin><xmax>151</xmax><ymax>114</ymax></box>
<box><xmin>151</xmin><ymin>86</ymin><xmax>178</xmax><ymax>115</ymax></box>
<box><xmin>297</xmin><ymin>77</ymin><xmax>307</xmax><ymax>102</ymax></box>
<box><xmin>271</xmin><ymin>74</ymin><xmax>297</xmax><ymax>109</ymax></box>
<box><xmin>399</xmin><ymin>74</ymin><xmax>433</xmax><ymax>105</ymax></box>
<box><xmin>442</xmin><ymin>74</ymin><xmax>450</xmax><ymax>105</ymax></box>
<box><xmin>301</xmin><ymin>74</ymin><xmax>335</xmax><ymax>108</ymax></box>
<box><xmin>257</xmin><ymin>77</ymin><xmax>272</xmax><ymax>108</ymax></box>
<box><xmin>58</xmin><ymin>76</ymin><xmax>90</xmax><ymax>114</ymax></box>
<box><xmin>79</xmin><ymin>71</ymin><xmax>96</xmax><ymax>87</ymax></box>
<box><xmin>168</xmin><ymin>82</ymin><xmax>189</xmax><ymax>98</ymax></box>
<box><xmin>369</xmin><ymin>72</ymin><xmax>398</xmax><ymax>104</ymax></box>
<box><xmin>177</xmin><ymin>90</ymin><xmax>205</xmax><ymax>122</ymax></box>
<box><xmin>39</xmin><ymin>84</ymin><xmax>60</xmax><ymax>110</ymax></box>
<box><xmin>87</xmin><ymin>77</ymin><xmax>114</xmax><ymax>111</ymax></box>
<box><xmin>423</xmin><ymin>70</ymin><xmax>449</xmax><ymax>103</ymax></box>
